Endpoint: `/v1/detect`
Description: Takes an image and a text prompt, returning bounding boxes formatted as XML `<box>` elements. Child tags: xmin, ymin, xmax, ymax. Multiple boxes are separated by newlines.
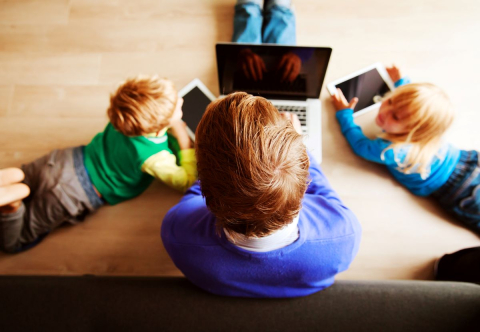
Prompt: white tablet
<box><xmin>178</xmin><ymin>78</ymin><xmax>217</xmax><ymax>141</ymax></box>
<box><xmin>327</xmin><ymin>63</ymin><xmax>395</xmax><ymax>117</ymax></box>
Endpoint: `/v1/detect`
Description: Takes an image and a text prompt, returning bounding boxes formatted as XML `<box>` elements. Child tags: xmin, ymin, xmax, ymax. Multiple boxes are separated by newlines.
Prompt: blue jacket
<box><xmin>335</xmin><ymin>78</ymin><xmax>461</xmax><ymax>196</ymax></box>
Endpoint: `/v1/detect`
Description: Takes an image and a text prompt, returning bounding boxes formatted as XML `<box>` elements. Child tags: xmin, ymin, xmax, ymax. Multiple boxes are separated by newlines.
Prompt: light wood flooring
<box><xmin>0</xmin><ymin>0</ymin><xmax>479</xmax><ymax>279</ymax></box>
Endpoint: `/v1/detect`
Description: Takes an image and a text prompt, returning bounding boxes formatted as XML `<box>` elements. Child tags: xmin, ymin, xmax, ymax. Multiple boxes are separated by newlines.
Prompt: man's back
<box><xmin>161</xmin><ymin>157</ymin><xmax>362</xmax><ymax>298</ymax></box>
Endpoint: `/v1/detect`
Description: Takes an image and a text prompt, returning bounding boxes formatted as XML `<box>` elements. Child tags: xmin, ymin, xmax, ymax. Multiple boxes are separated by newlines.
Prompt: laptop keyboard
<box><xmin>276</xmin><ymin>105</ymin><xmax>308</xmax><ymax>134</ymax></box>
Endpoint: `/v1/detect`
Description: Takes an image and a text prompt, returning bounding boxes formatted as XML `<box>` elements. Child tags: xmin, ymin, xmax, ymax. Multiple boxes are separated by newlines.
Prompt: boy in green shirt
<box><xmin>0</xmin><ymin>76</ymin><xmax>197</xmax><ymax>253</ymax></box>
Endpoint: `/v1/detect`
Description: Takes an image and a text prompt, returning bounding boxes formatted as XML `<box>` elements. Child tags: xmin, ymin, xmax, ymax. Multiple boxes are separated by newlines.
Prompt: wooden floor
<box><xmin>0</xmin><ymin>0</ymin><xmax>479</xmax><ymax>279</ymax></box>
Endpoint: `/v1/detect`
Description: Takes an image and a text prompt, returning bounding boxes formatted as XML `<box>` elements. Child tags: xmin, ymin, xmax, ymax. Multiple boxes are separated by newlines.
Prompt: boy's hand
<box><xmin>280</xmin><ymin>112</ymin><xmax>302</xmax><ymax>134</ymax></box>
<box><xmin>386</xmin><ymin>65</ymin><xmax>402</xmax><ymax>83</ymax></box>
<box><xmin>0</xmin><ymin>168</ymin><xmax>30</xmax><ymax>213</ymax></box>
<box><xmin>331</xmin><ymin>88</ymin><xmax>358</xmax><ymax>111</ymax></box>
<box><xmin>169</xmin><ymin>120</ymin><xmax>192</xmax><ymax>150</ymax></box>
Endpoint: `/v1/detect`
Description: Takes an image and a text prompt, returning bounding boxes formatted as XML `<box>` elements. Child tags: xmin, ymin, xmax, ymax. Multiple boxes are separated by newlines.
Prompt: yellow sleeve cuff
<box><xmin>142</xmin><ymin>150</ymin><xmax>197</xmax><ymax>192</ymax></box>
<box><xmin>179</xmin><ymin>148</ymin><xmax>196</xmax><ymax>163</ymax></box>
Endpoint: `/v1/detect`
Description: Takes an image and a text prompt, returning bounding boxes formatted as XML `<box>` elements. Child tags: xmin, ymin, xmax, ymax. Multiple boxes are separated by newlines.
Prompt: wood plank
<box><xmin>0</xmin><ymin>85</ymin><xmax>14</xmax><ymax>116</ymax></box>
<box><xmin>0</xmin><ymin>11</ymin><xmax>232</xmax><ymax>53</ymax></box>
<box><xmin>99</xmin><ymin>50</ymin><xmax>219</xmax><ymax>95</ymax></box>
<box><xmin>0</xmin><ymin>0</ymin><xmax>69</xmax><ymax>25</ymax></box>
<box><xmin>9</xmin><ymin>85</ymin><xmax>113</xmax><ymax>118</ymax></box>
<box><xmin>69</xmin><ymin>0</ymin><xmax>232</xmax><ymax>24</ymax></box>
<box><xmin>0</xmin><ymin>118</ymin><xmax>107</xmax><ymax>168</ymax></box>
<box><xmin>0</xmin><ymin>54</ymin><xmax>101</xmax><ymax>85</ymax></box>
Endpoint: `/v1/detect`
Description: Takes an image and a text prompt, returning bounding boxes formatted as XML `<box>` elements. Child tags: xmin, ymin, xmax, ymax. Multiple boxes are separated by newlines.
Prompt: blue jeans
<box><xmin>432</xmin><ymin>150</ymin><xmax>480</xmax><ymax>234</ymax></box>
<box><xmin>232</xmin><ymin>1</ymin><xmax>296</xmax><ymax>45</ymax></box>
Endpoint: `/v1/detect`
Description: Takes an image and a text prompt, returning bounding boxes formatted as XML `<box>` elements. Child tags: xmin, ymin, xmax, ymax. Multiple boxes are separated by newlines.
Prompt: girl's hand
<box><xmin>168</xmin><ymin>120</ymin><xmax>192</xmax><ymax>150</ymax></box>
<box><xmin>386</xmin><ymin>65</ymin><xmax>402</xmax><ymax>82</ymax></box>
<box><xmin>331</xmin><ymin>88</ymin><xmax>358</xmax><ymax>111</ymax></box>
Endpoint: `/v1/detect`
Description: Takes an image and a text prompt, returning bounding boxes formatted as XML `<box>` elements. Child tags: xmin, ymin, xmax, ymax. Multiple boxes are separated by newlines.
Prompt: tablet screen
<box><xmin>334</xmin><ymin>68</ymin><xmax>391</xmax><ymax>112</ymax></box>
<box><xmin>181</xmin><ymin>86</ymin><xmax>213</xmax><ymax>136</ymax></box>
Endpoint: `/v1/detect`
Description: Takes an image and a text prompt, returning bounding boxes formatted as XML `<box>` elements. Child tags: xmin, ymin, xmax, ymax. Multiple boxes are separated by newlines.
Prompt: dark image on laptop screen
<box><xmin>216</xmin><ymin>43</ymin><xmax>331</xmax><ymax>99</ymax></box>
<box><xmin>335</xmin><ymin>68</ymin><xmax>391</xmax><ymax>113</ymax></box>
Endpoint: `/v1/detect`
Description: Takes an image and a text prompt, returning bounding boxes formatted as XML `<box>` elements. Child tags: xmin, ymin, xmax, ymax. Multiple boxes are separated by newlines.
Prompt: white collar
<box><xmin>224</xmin><ymin>216</ymin><xmax>299</xmax><ymax>252</ymax></box>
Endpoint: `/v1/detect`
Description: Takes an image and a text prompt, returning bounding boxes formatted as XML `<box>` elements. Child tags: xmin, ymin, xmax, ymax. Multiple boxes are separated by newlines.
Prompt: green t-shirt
<box><xmin>84</xmin><ymin>123</ymin><xmax>172</xmax><ymax>205</ymax></box>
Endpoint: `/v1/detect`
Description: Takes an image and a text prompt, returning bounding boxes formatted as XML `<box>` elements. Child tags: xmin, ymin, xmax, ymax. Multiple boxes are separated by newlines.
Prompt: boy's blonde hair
<box><xmin>381</xmin><ymin>83</ymin><xmax>455</xmax><ymax>178</ymax></box>
<box><xmin>107</xmin><ymin>76</ymin><xmax>177</xmax><ymax>136</ymax></box>
<box><xmin>195</xmin><ymin>92</ymin><xmax>310</xmax><ymax>239</ymax></box>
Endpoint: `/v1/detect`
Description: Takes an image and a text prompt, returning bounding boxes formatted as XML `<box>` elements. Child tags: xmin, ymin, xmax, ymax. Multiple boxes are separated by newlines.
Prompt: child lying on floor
<box><xmin>0</xmin><ymin>76</ymin><xmax>197</xmax><ymax>253</ymax></box>
<box><xmin>331</xmin><ymin>65</ymin><xmax>479</xmax><ymax>234</ymax></box>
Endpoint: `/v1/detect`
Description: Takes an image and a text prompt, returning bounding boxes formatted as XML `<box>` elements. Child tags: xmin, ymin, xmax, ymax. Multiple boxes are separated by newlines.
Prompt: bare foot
<box><xmin>0</xmin><ymin>168</ymin><xmax>30</xmax><ymax>213</ymax></box>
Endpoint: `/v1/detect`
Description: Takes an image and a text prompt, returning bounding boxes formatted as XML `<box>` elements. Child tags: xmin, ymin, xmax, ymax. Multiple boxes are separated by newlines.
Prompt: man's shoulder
<box><xmin>300</xmin><ymin>195</ymin><xmax>361</xmax><ymax>242</ymax></box>
<box><xmin>161</xmin><ymin>196</ymin><xmax>219</xmax><ymax>246</ymax></box>
<box><xmin>298</xmin><ymin>196</ymin><xmax>362</xmax><ymax>272</ymax></box>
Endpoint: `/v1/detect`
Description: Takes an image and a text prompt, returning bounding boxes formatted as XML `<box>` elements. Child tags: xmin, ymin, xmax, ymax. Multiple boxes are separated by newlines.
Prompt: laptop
<box><xmin>216</xmin><ymin>43</ymin><xmax>332</xmax><ymax>163</ymax></box>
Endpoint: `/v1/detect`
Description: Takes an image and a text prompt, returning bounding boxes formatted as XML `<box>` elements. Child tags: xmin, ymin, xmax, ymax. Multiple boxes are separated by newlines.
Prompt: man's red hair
<box><xmin>195</xmin><ymin>92</ymin><xmax>309</xmax><ymax>238</ymax></box>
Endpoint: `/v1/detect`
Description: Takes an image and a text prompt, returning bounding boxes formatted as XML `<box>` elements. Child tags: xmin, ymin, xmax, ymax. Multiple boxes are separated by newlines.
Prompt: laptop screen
<box><xmin>216</xmin><ymin>43</ymin><xmax>331</xmax><ymax>99</ymax></box>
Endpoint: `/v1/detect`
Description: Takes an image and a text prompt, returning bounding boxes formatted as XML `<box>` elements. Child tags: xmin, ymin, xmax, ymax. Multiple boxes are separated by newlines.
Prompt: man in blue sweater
<box><xmin>161</xmin><ymin>92</ymin><xmax>361</xmax><ymax>298</ymax></box>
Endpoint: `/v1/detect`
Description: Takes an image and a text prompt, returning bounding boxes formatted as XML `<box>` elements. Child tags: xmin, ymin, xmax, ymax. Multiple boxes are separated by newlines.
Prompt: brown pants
<box><xmin>0</xmin><ymin>147</ymin><xmax>99</xmax><ymax>253</ymax></box>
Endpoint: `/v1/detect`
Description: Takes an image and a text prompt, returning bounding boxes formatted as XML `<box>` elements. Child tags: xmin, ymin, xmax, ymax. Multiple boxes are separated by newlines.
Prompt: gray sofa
<box><xmin>0</xmin><ymin>276</ymin><xmax>479</xmax><ymax>332</ymax></box>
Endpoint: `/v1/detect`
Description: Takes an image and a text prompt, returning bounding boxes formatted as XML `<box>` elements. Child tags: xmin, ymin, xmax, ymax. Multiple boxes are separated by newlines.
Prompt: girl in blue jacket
<box><xmin>331</xmin><ymin>65</ymin><xmax>480</xmax><ymax>234</ymax></box>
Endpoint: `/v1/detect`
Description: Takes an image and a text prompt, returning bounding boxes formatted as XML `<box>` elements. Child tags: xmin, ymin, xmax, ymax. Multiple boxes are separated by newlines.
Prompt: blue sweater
<box><xmin>335</xmin><ymin>79</ymin><xmax>460</xmax><ymax>196</ymax></box>
<box><xmin>161</xmin><ymin>155</ymin><xmax>362</xmax><ymax>298</ymax></box>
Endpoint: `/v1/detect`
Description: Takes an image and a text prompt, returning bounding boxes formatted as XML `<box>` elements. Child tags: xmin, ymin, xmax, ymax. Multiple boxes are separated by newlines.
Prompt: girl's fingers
<box><xmin>348</xmin><ymin>97</ymin><xmax>359</xmax><ymax>110</ymax></box>
<box><xmin>331</xmin><ymin>91</ymin><xmax>344</xmax><ymax>110</ymax></box>
<box><xmin>336</xmin><ymin>88</ymin><xmax>347</xmax><ymax>102</ymax></box>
